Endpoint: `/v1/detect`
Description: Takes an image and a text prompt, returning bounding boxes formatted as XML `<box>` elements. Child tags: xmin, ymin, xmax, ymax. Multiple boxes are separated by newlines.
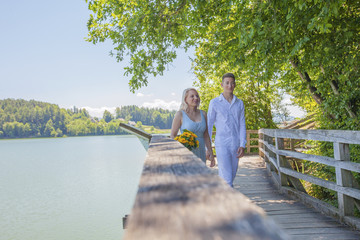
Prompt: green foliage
<box><xmin>302</xmin><ymin>140</ymin><xmax>360</xmax><ymax>207</ymax></box>
<box><xmin>87</xmin><ymin>1</ymin><xmax>360</xmax><ymax>207</ymax></box>
<box><xmin>196</xmin><ymin>69</ymin><xmax>278</xmax><ymax>129</ymax></box>
<box><xmin>116</xmin><ymin>105</ymin><xmax>175</xmax><ymax>129</ymax></box>
<box><xmin>0</xmin><ymin>99</ymin><xmax>128</xmax><ymax>138</ymax></box>
<box><xmin>87</xmin><ymin>0</ymin><xmax>360</xmax><ymax>131</ymax></box>
<box><xmin>0</xmin><ymin>99</ymin><xmax>175</xmax><ymax>138</ymax></box>
<box><xmin>103</xmin><ymin>110</ymin><xmax>114</xmax><ymax>123</ymax></box>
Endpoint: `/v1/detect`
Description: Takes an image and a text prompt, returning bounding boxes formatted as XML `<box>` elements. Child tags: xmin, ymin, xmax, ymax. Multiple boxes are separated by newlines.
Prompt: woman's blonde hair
<box><xmin>179</xmin><ymin>88</ymin><xmax>200</xmax><ymax>111</ymax></box>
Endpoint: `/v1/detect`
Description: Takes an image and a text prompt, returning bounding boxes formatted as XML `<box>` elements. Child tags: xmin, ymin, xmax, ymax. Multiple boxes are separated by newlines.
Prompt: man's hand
<box><xmin>207</xmin><ymin>149</ymin><xmax>216</xmax><ymax>167</ymax></box>
<box><xmin>236</xmin><ymin>147</ymin><xmax>245</xmax><ymax>158</ymax></box>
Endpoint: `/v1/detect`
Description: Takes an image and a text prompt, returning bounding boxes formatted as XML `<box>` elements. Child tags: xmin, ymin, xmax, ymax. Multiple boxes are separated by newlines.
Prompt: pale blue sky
<box><xmin>0</xmin><ymin>1</ymin><xmax>304</xmax><ymax>118</ymax></box>
<box><xmin>0</xmin><ymin>0</ymin><xmax>196</xmax><ymax>117</ymax></box>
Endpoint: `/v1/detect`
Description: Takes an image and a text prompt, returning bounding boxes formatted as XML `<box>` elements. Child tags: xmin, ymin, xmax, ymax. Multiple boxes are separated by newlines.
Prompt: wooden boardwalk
<box><xmin>213</xmin><ymin>155</ymin><xmax>360</xmax><ymax>240</ymax></box>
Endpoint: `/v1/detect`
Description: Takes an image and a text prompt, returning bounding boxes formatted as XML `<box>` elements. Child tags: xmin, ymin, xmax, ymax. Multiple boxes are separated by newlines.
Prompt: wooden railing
<box><xmin>246</xmin><ymin>130</ymin><xmax>259</xmax><ymax>154</ymax></box>
<box><xmin>259</xmin><ymin>128</ymin><xmax>360</xmax><ymax>229</ymax></box>
<box><xmin>120</xmin><ymin>123</ymin><xmax>152</xmax><ymax>150</ymax></box>
<box><xmin>124</xmin><ymin>135</ymin><xmax>288</xmax><ymax>239</ymax></box>
<box><xmin>211</xmin><ymin>129</ymin><xmax>259</xmax><ymax>154</ymax></box>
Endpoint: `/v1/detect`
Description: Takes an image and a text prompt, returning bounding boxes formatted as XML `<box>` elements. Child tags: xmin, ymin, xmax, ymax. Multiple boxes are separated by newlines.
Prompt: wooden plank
<box><xmin>260</xmin><ymin>128</ymin><xmax>360</xmax><ymax>144</ymax></box>
<box><xmin>262</xmin><ymin>139</ymin><xmax>360</xmax><ymax>174</ymax></box>
<box><xmin>258</xmin><ymin>203</ymin><xmax>307</xmax><ymax>211</ymax></box>
<box><xmin>269</xmin><ymin>212</ymin><xmax>335</xmax><ymax>219</ymax></box>
<box><xmin>119</xmin><ymin>122</ymin><xmax>152</xmax><ymax>149</ymax></box>
<box><xmin>266</xmin><ymin>209</ymin><xmax>314</xmax><ymax>215</ymax></box>
<box><xmin>276</xmin><ymin>149</ymin><xmax>360</xmax><ymax>174</ymax></box>
<box><xmin>280</xmin><ymin>167</ymin><xmax>360</xmax><ymax>200</ymax></box>
<box><xmin>334</xmin><ymin>142</ymin><xmax>355</xmax><ymax>217</ymax></box>
<box><xmin>288</xmin><ymin>227</ymin><xmax>358</xmax><ymax>234</ymax></box>
<box><xmin>235</xmin><ymin>155</ymin><xmax>360</xmax><ymax>238</ymax></box>
<box><xmin>270</xmin><ymin>215</ymin><xmax>336</xmax><ymax>223</ymax></box>
<box><xmin>278</xmin><ymin>221</ymin><xmax>343</xmax><ymax>228</ymax></box>
<box><xmin>119</xmin><ymin>122</ymin><xmax>152</xmax><ymax>140</ymax></box>
<box><xmin>292</xmin><ymin>234</ymin><xmax>360</xmax><ymax>240</ymax></box>
<box><xmin>124</xmin><ymin>136</ymin><xmax>288</xmax><ymax>240</ymax></box>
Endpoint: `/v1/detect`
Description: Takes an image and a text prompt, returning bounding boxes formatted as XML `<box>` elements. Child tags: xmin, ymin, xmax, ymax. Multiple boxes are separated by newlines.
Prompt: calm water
<box><xmin>0</xmin><ymin>135</ymin><xmax>146</xmax><ymax>240</ymax></box>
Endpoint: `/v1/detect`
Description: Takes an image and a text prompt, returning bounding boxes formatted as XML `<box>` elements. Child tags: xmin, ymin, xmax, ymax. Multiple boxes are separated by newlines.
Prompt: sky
<box><xmin>0</xmin><ymin>1</ymin><xmax>304</xmax><ymax>118</ymax></box>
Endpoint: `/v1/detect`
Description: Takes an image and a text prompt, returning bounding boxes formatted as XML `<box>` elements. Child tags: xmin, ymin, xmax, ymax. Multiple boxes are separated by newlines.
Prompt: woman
<box><xmin>170</xmin><ymin>88</ymin><xmax>215</xmax><ymax>167</ymax></box>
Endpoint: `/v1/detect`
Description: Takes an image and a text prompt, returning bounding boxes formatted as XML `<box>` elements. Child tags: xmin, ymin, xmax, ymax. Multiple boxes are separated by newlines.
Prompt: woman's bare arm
<box><xmin>203</xmin><ymin>111</ymin><xmax>215</xmax><ymax>167</ymax></box>
<box><xmin>170</xmin><ymin>111</ymin><xmax>182</xmax><ymax>139</ymax></box>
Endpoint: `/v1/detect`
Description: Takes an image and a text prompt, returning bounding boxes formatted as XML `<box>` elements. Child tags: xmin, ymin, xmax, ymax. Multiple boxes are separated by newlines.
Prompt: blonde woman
<box><xmin>170</xmin><ymin>88</ymin><xmax>215</xmax><ymax>167</ymax></box>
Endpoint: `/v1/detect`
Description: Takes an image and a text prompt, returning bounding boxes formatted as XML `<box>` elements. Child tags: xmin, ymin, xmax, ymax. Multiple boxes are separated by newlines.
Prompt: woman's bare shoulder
<box><xmin>200</xmin><ymin>110</ymin><xmax>208</xmax><ymax>120</ymax></box>
<box><xmin>174</xmin><ymin>110</ymin><xmax>183</xmax><ymax>119</ymax></box>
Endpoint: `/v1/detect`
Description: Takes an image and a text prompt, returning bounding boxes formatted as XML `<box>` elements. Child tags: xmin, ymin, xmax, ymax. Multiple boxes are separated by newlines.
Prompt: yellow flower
<box><xmin>175</xmin><ymin>129</ymin><xmax>199</xmax><ymax>151</ymax></box>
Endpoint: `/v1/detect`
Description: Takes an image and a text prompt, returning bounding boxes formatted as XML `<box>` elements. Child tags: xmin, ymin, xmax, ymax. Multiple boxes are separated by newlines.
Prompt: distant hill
<box><xmin>115</xmin><ymin>105</ymin><xmax>175</xmax><ymax>129</ymax></box>
<box><xmin>0</xmin><ymin>99</ymin><xmax>175</xmax><ymax>139</ymax></box>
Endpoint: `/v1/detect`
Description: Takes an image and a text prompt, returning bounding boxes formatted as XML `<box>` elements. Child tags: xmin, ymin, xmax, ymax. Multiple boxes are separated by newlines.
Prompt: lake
<box><xmin>0</xmin><ymin>135</ymin><xmax>146</xmax><ymax>240</ymax></box>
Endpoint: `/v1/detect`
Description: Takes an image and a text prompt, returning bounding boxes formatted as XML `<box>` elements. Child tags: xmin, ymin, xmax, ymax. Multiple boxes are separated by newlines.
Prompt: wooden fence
<box><xmin>211</xmin><ymin>129</ymin><xmax>259</xmax><ymax>155</ymax></box>
<box><xmin>123</xmin><ymin>135</ymin><xmax>288</xmax><ymax>240</ymax></box>
<box><xmin>259</xmin><ymin>128</ymin><xmax>360</xmax><ymax>229</ymax></box>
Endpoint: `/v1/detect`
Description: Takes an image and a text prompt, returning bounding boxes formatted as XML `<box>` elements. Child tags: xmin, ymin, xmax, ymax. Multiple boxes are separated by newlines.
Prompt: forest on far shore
<box><xmin>0</xmin><ymin>99</ymin><xmax>175</xmax><ymax>138</ymax></box>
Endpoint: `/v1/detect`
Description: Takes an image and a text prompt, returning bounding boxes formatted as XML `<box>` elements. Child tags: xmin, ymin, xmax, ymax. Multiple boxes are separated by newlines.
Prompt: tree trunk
<box><xmin>290</xmin><ymin>59</ymin><xmax>323</xmax><ymax>105</ymax></box>
<box><xmin>320</xmin><ymin>66</ymin><xmax>357</xmax><ymax>118</ymax></box>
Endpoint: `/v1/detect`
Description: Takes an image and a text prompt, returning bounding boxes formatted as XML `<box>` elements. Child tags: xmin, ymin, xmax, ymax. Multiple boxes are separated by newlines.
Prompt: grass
<box><xmin>141</xmin><ymin>125</ymin><xmax>171</xmax><ymax>135</ymax></box>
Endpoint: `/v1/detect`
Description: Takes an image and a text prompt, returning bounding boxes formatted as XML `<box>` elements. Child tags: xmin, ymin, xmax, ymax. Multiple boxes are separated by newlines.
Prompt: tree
<box><xmin>87</xmin><ymin>0</ymin><xmax>360</xmax><ymax>130</ymax></box>
<box><xmin>115</xmin><ymin>107</ymin><xmax>121</xmax><ymax>119</ymax></box>
<box><xmin>44</xmin><ymin>119</ymin><xmax>55</xmax><ymax>137</ymax></box>
<box><xmin>103</xmin><ymin>110</ymin><xmax>114</xmax><ymax>123</ymax></box>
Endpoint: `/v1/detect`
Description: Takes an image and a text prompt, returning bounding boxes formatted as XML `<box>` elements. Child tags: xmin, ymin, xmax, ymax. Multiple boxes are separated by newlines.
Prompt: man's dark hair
<box><xmin>222</xmin><ymin>73</ymin><xmax>235</xmax><ymax>81</ymax></box>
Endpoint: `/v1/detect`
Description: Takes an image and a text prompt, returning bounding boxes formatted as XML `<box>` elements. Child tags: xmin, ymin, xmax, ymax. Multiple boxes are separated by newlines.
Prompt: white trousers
<box><xmin>215</xmin><ymin>146</ymin><xmax>239</xmax><ymax>187</ymax></box>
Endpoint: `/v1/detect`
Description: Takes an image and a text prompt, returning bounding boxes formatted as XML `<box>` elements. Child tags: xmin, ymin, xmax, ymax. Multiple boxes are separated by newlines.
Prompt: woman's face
<box><xmin>185</xmin><ymin>89</ymin><xmax>200</xmax><ymax>107</ymax></box>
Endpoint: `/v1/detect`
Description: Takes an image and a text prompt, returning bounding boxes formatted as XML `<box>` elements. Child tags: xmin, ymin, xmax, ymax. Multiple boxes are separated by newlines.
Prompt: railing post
<box><xmin>264</xmin><ymin>134</ymin><xmax>271</xmax><ymax>163</ymax></box>
<box><xmin>290</xmin><ymin>139</ymin><xmax>295</xmax><ymax>151</ymax></box>
<box><xmin>334</xmin><ymin>142</ymin><xmax>354</xmax><ymax>217</ymax></box>
<box><xmin>259</xmin><ymin>131</ymin><xmax>264</xmax><ymax>159</ymax></box>
<box><xmin>246</xmin><ymin>131</ymin><xmax>251</xmax><ymax>154</ymax></box>
<box><xmin>266</xmin><ymin>134</ymin><xmax>277</xmax><ymax>172</ymax></box>
<box><xmin>275</xmin><ymin>134</ymin><xmax>288</xmax><ymax>187</ymax></box>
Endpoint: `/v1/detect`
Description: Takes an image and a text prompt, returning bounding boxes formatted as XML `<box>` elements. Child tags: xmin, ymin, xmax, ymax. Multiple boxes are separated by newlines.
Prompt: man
<box><xmin>207</xmin><ymin>73</ymin><xmax>246</xmax><ymax>187</ymax></box>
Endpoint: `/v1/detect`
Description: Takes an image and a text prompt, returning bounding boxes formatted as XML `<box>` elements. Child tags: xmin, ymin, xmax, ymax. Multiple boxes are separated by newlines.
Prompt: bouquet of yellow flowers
<box><xmin>174</xmin><ymin>129</ymin><xmax>199</xmax><ymax>151</ymax></box>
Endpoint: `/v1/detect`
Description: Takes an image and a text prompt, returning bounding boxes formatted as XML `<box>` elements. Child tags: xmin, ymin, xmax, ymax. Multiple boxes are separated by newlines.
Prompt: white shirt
<box><xmin>207</xmin><ymin>93</ymin><xmax>246</xmax><ymax>148</ymax></box>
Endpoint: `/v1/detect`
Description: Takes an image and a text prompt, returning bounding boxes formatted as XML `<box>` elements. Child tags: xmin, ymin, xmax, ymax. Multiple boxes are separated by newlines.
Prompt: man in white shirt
<box><xmin>207</xmin><ymin>73</ymin><xmax>246</xmax><ymax>187</ymax></box>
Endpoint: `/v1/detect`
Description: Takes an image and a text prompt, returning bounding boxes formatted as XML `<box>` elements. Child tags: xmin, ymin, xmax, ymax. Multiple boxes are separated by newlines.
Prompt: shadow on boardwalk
<box><xmin>208</xmin><ymin>155</ymin><xmax>360</xmax><ymax>240</ymax></box>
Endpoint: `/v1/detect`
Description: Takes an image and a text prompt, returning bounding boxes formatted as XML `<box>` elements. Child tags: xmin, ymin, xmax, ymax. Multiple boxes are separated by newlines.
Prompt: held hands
<box><xmin>236</xmin><ymin>147</ymin><xmax>245</xmax><ymax>158</ymax></box>
<box><xmin>206</xmin><ymin>149</ymin><xmax>216</xmax><ymax>168</ymax></box>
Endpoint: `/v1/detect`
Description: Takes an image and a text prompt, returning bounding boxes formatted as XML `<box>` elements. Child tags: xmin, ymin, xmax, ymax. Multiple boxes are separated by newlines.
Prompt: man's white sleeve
<box><xmin>207</xmin><ymin>100</ymin><xmax>216</xmax><ymax>139</ymax></box>
<box><xmin>239</xmin><ymin>101</ymin><xmax>247</xmax><ymax>148</ymax></box>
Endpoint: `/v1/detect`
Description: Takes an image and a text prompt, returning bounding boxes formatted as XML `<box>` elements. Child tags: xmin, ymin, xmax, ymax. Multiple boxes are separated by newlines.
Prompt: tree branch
<box><xmin>320</xmin><ymin>65</ymin><xmax>357</xmax><ymax>118</ymax></box>
<box><xmin>290</xmin><ymin>59</ymin><xmax>323</xmax><ymax>105</ymax></box>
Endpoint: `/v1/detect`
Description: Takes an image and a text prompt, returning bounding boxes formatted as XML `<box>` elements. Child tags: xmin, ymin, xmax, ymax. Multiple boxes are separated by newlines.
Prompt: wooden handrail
<box><xmin>119</xmin><ymin>122</ymin><xmax>152</xmax><ymax>140</ymax></box>
<box><xmin>119</xmin><ymin>122</ymin><xmax>152</xmax><ymax>150</ymax></box>
<box><xmin>124</xmin><ymin>135</ymin><xmax>288</xmax><ymax>239</ymax></box>
<box><xmin>212</xmin><ymin>129</ymin><xmax>259</xmax><ymax>154</ymax></box>
<box><xmin>259</xmin><ymin>128</ymin><xmax>360</xmax><ymax>230</ymax></box>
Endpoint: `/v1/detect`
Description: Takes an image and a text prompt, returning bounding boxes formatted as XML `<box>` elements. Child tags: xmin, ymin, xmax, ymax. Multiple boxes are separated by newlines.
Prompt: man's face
<box><xmin>221</xmin><ymin>77</ymin><xmax>236</xmax><ymax>93</ymax></box>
